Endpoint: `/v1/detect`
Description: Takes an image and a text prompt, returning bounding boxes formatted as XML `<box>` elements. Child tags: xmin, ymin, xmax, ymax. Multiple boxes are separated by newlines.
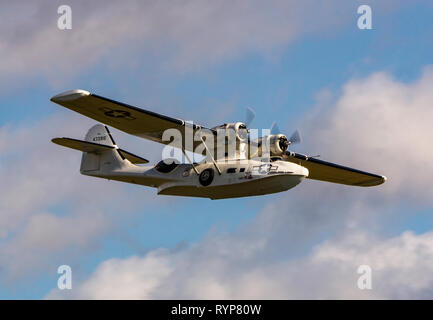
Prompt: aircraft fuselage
<box><xmin>83</xmin><ymin>158</ymin><xmax>309</xmax><ymax>200</ymax></box>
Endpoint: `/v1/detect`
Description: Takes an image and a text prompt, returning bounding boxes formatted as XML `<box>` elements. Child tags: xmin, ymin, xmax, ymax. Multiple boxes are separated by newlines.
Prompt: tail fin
<box><xmin>52</xmin><ymin>124</ymin><xmax>148</xmax><ymax>175</ymax></box>
<box><xmin>85</xmin><ymin>123</ymin><xmax>116</xmax><ymax>147</ymax></box>
<box><xmin>79</xmin><ymin>124</ymin><xmax>120</xmax><ymax>173</ymax></box>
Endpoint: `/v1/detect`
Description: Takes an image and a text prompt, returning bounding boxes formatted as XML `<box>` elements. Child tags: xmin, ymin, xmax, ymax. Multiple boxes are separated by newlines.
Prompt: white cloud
<box><xmin>47</xmin><ymin>227</ymin><xmax>433</xmax><ymax>299</ymax></box>
<box><xmin>48</xmin><ymin>67</ymin><xmax>433</xmax><ymax>299</ymax></box>
<box><xmin>304</xmin><ymin>66</ymin><xmax>433</xmax><ymax>203</ymax></box>
<box><xmin>69</xmin><ymin>251</ymin><xmax>174</xmax><ymax>299</ymax></box>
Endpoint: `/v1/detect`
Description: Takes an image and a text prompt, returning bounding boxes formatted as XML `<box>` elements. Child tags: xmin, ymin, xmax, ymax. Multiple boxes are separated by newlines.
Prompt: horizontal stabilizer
<box><xmin>52</xmin><ymin>137</ymin><xmax>149</xmax><ymax>164</ymax></box>
<box><xmin>52</xmin><ymin>137</ymin><xmax>114</xmax><ymax>153</ymax></box>
<box><xmin>117</xmin><ymin>149</ymin><xmax>149</xmax><ymax>164</ymax></box>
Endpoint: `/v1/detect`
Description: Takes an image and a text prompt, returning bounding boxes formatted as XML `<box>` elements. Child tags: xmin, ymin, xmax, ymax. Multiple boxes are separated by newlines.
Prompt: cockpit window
<box><xmin>155</xmin><ymin>159</ymin><xmax>180</xmax><ymax>173</ymax></box>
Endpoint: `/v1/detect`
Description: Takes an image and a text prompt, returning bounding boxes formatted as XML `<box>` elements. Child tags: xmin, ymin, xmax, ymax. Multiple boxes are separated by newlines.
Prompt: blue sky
<box><xmin>1</xmin><ymin>1</ymin><xmax>433</xmax><ymax>299</ymax></box>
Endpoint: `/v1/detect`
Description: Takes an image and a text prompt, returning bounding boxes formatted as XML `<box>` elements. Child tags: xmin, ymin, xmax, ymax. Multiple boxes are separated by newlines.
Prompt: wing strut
<box><xmin>182</xmin><ymin>148</ymin><xmax>200</xmax><ymax>175</ymax></box>
<box><xmin>200</xmin><ymin>137</ymin><xmax>222</xmax><ymax>175</ymax></box>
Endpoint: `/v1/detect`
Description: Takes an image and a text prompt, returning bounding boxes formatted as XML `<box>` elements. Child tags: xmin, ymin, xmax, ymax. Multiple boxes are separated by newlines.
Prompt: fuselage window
<box><xmin>155</xmin><ymin>159</ymin><xmax>179</xmax><ymax>173</ymax></box>
<box><xmin>239</xmin><ymin>168</ymin><xmax>245</xmax><ymax>172</ymax></box>
<box><xmin>227</xmin><ymin>168</ymin><xmax>236</xmax><ymax>173</ymax></box>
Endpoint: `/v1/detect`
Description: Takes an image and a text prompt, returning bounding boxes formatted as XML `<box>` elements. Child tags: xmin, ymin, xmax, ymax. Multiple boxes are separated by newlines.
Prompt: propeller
<box><xmin>270</xmin><ymin>122</ymin><xmax>302</xmax><ymax>146</ymax></box>
<box><xmin>244</xmin><ymin>108</ymin><xmax>301</xmax><ymax>154</ymax></box>
<box><xmin>270</xmin><ymin>121</ymin><xmax>280</xmax><ymax>135</ymax></box>
<box><xmin>245</xmin><ymin>107</ymin><xmax>256</xmax><ymax>127</ymax></box>
<box><xmin>288</xmin><ymin>129</ymin><xmax>302</xmax><ymax>145</ymax></box>
<box><xmin>278</xmin><ymin>135</ymin><xmax>289</xmax><ymax>150</ymax></box>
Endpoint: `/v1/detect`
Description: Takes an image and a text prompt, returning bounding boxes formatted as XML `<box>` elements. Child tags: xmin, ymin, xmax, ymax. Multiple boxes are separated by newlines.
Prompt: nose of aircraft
<box><xmin>298</xmin><ymin>165</ymin><xmax>309</xmax><ymax>178</ymax></box>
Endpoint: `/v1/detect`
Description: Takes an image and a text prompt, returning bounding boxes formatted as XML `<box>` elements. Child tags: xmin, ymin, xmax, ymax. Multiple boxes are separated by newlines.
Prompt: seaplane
<box><xmin>50</xmin><ymin>90</ymin><xmax>386</xmax><ymax>200</ymax></box>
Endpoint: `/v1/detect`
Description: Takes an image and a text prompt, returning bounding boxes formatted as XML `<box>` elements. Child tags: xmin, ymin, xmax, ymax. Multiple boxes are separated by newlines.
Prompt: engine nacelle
<box><xmin>212</xmin><ymin>122</ymin><xmax>248</xmax><ymax>142</ymax></box>
<box><xmin>269</xmin><ymin>134</ymin><xmax>289</xmax><ymax>156</ymax></box>
<box><xmin>249</xmin><ymin>134</ymin><xmax>289</xmax><ymax>158</ymax></box>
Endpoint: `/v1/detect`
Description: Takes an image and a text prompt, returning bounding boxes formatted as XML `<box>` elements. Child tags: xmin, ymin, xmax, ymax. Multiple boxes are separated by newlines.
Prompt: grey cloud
<box><xmin>1</xmin><ymin>0</ymin><xmax>404</xmax><ymax>86</ymax></box>
<box><xmin>0</xmin><ymin>112</ymin><xmax>170</xmax><ymax>281</ymax></box>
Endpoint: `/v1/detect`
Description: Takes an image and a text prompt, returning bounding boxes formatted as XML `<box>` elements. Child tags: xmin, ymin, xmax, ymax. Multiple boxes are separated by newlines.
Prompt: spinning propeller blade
<box><xmin>245</xmin><ymin>107</ymin><xmax>256</xmax><ymax>127</ymax></box>
<box><xmin>271</xmin><ymin>122</ymin><xmax>302</xmax><ymax>146</ymax></box>
<box><xmin>288</xmin><ymin>129</ymin><xmax>302</xmax><ymax>145</ymax></box>
<box><xmin>270</xmin><ymin>121</ymin><xmax>280</xmax><ymax>135</ymax></box>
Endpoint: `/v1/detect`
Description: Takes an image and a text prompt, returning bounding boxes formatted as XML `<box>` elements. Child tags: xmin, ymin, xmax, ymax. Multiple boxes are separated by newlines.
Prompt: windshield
<box><xmin>155</xmin><ymin>159</ymin><xmax>180</xmax><ymax>173</ymax></box>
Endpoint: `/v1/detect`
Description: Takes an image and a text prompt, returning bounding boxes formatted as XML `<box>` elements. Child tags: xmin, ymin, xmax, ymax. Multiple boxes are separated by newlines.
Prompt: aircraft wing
<box><xmin>284</xmin><ymin>152</ymin><xmax>386</xmax><ymax>187</ymax></box>
<box><xmin>50</xmin><ymin>90</ymin><xmax>215</xmax><ymax>154</ymax></box>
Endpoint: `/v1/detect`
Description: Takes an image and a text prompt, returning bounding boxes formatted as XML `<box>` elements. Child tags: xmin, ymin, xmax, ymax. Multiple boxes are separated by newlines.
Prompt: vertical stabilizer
<box><xmin>80</xmin><ymin>124</ymin><xmax>123</xmax><ymax>174</ymax></box>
